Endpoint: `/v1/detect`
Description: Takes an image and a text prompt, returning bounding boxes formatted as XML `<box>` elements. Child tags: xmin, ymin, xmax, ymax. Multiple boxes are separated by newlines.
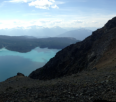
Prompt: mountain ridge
<box><xmin>0</xmin><ymin>36</ymin><xmax>78</xmax><ymax>52</ymax></box>
<box><xmin>57</xmin><ymin>28</ymin><xmax>92</xmax><ymax>40</ymax></box>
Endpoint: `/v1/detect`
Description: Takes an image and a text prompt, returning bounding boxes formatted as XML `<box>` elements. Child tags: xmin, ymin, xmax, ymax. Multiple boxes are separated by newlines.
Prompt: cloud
<box><xmin>55</xmin><ymin>1</ymin><xmax>65</xmax><ymax>4</ymax></box>
<box><xmin>8</xmin><ymin>0</ymin><xmax>32</xmax><ymax>3</ymax></box>
<box><xmin>92</xmin><ymin>21</ymin><xmax>98</xmax><ymax>24</ymax></box>
<box><xmin>7</xmin><ymin>0</ymin><xmax>61</xmax><ymax>9</ymax></box>
<box><xmin>0</xmin><ymin>14</ymin><xmax>115</xmax><ymax>29</ymax></box>
<box><xmin>28</xmin><ymin>0</ymin><xmax>58</xmax><ymax>9</ymax></box>
<box><xmin>51</xmin><ymin>4</ymin><xmax>59</xmax><ymax>9</ymax></box>
<box><xmin>72</xmin><ymin>20</ymin><xmax>83</xmax><ymax>23</ymax></box>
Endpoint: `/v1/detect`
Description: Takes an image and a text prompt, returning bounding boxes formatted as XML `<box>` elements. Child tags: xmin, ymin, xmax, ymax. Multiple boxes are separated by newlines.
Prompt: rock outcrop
<box><xmin>5</xmin><ymin>72</ymin><xmax>25</xmax><ymax>81</ymax></box>
<box><xmin>17</xmin><ymin>72</ymin><xmax>25</xmax><ymax>77</ymax></box>
<box><xmin>29</xmin><ymin>17</ymin><xmax>116</xmax><ymax>80</ymax></box>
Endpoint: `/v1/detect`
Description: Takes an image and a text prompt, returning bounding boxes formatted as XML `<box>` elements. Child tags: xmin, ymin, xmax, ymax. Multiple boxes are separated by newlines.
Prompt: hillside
<box><xmin>0</xmin><ymin>69</ymin><xmax>116</xmax><ymax>102</ymax></box>
<box><xmin>29</xmin><ymin>17</ymin><xmax>116</xmax><ymax>80</ymax></box>
<box><xmin>57</xmin><ymin>28</ymin><xmax>92</xmax><ymax>40</ymax></box>
<box><xmin>0</xmin><ymin>36</ymin><xmax>78</xmax><ymax>52</ymax></box>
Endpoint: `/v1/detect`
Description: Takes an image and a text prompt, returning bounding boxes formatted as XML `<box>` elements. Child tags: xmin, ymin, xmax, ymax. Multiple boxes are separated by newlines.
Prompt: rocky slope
<box><xmin>29</xmin><ymin>17</ymin><xmax>116</xmax><ymax>80</ymax></box>
<box><xmin>0</xmin><ymin>68</ymin><xmax>116</xmax><ymax>102</ymax></box>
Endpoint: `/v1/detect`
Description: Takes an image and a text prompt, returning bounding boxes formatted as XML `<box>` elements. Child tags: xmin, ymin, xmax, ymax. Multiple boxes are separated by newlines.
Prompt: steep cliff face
<box><xmin>29</xmin><ymin>17</ymin><xmax>116</xmax><ymax>80</ymax></box>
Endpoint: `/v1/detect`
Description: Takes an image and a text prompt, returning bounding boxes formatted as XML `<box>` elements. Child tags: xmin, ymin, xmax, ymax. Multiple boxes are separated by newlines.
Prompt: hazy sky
<box><xmin>0</xmin><ymin>0</ymin><xmax>116</xmax><ymax>29</ymax></box>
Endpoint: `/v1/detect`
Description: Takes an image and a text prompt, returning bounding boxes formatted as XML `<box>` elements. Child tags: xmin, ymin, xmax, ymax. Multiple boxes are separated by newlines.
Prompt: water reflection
<box><xmin>0</xmin><ymin>47</ymin><xmax>60</xmax><ymax>82</ymax></box>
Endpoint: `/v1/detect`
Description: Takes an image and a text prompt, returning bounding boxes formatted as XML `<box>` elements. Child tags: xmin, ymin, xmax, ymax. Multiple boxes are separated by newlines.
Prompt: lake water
<box><xmin>0</xmin><ymin>47</ymin><xmax>60</xmax><ymax>82</ymax></box>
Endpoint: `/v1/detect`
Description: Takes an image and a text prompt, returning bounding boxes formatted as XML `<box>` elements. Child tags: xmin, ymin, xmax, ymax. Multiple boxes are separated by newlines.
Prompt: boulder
<box><xmin>17</xmin><ymin>72</ymin><xmax>25</xmax><ymax>76</ymax></box>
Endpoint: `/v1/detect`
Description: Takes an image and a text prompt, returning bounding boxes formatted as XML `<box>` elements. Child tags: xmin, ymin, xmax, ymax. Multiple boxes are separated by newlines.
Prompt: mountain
<box><xmin>57</xmin><ymin>28</ymin><xmax>92</xmax><ymax>40</ymax></box>
<box><xmin>0</xmin><ymin>36</ymin><xmax>78</xmax><ymax>52</ymax></box>
<box><xmin>0</xmin><ymin>26</ymin><xmax>67</xmax><ymax>37</ymax></box>
<box><xmin>29</xmin><ymin>17</ymin><xmax>116</xmax><ymax>80</ymax></box>
<box><xmin>39</xmin><ymin>26</ymin><xmax>68</xmax><ymax>37</ymax></box>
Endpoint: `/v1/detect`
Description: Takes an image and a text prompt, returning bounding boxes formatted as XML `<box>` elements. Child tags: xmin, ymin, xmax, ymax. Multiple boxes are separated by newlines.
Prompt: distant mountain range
<box><xmin>29</xmin><ymin>17</ymin><xmax>116</xmax><ymax>80</ymax></box>
<box><xmin>0</xmin><ymin>26</ymin><xmax>93</xmax><ymax>40</ymax></box>
<box><xmin>0</xmin><ymin>35</ymin><xmax>78</xmax><ymax>52</ymax></box>
<box><xmin>57</xmin><ymin>28</ymin><xmax>92</xmax><ymax>40</ymax></box>
<box><xmin>0</xmin><ymin>26</ymin><xmax>67</xmax><ymax>37</ymax></box>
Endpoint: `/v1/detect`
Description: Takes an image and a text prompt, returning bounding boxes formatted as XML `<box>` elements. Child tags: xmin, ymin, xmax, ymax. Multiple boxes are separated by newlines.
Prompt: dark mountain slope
<box><xmin>95</xmin><ymin>28</ymin><xmax>116</xmax><ymax>69</ymax></box>
<box><xmin>29</xmin><ymin>17</ymin><xmax>116</xmax><ymax>80</ymax></box>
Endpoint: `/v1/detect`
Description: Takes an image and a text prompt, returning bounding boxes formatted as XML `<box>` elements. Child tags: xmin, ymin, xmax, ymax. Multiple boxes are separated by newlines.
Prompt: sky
<box><xmin>0</xmin><ymin>0</ymin><xmax>116</xmax><ymax>30</ymax></box>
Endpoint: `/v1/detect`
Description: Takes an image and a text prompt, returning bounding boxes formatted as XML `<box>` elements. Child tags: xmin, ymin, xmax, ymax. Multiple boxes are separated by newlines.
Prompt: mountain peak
<box><xmin>105</xmin><ymin>17</ymin><xmax>116</xmax><ymax>30</ymax></box>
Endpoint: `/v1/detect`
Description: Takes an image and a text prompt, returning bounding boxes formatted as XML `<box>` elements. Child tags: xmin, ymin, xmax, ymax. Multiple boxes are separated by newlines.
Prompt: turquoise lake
<box><xmin>0</xmin><ymin>47</ymin><xmax>60</xmax><ymax>82</ymax></box>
